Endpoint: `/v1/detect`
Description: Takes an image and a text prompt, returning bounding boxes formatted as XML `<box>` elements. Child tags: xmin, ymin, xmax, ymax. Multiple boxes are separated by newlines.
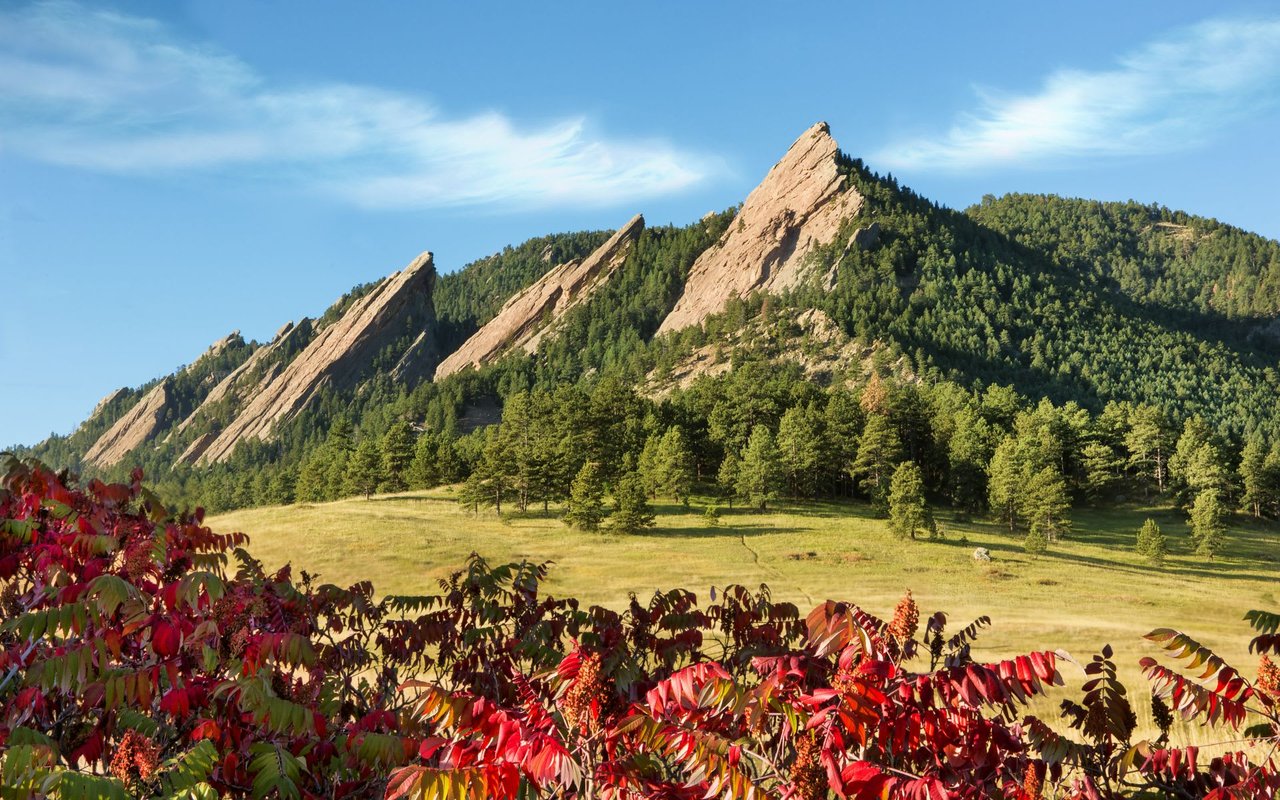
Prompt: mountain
<box><xmin>20</xmin><ymin>121</ymin><xmax>1280</xmax><ymax>512</ymax></box>
<box><xmin>435</xmin><ymin>213</ymin><xmax>645</xmax><ymax>379</ymax></box>
<box><xmin>657</xmin><ymin>122</ymin><xmax>865</xmax><ymax>334</ymax></box>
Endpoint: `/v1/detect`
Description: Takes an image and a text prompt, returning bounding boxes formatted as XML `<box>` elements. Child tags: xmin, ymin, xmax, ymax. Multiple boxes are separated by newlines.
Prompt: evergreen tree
<box><xmin>1239</xmin><ymin>435</ymin><xmax>1270</xmax><ymax>518</ymax></box>
<box><xmin>1190</xmin><ymin>490</ymin><xmax>1227</xmax><ymax>558</ymax></box>
<box><xmin>851</xmin><ymin>413</ymin><xmax>902</xmax><ymax>511</ymax></box>
<box><xmin>1135</xmin><ymin>518</ymin><xmax>1167</xmax><ymax>566</ymax></box>
<box><xmin>637</xmin><ymin>433</ymin><xmax>662</xmax><ymax>497</ymax></box>
<box><xmin>1020</xmin><ymin>467</ymin><xmax>1071</xmax><ymax>542</ymax></box>
<box><xmin>1023</xmin><ymin>525</ymin><xmax>1048</xmax><ymax>556</ymax></box>
<box><xmin>346</xmin><ymin>438</ymin><xmax>383</xmax><ymax>500</ymax></box>
<box><xmin>654</xmin><ymin>425</ymin><xmax>696</xmax><ymax>503</ymax></box>
<box><xmin>948</xmin><ymin>408</ymin><xmax>993</xmax><ymax>515</ymax></box>
<box><xmin>1081</xmin><ymin>440</ymin><xmax>1122</xmax><ymax>503</ymax></box>
<box><xmin>564</xmin><ymin>461</ymin><xmax>607</xmax><ymax>531</ymax></box>
<box><xmin>610</xmin><ymin>471</ymin><xmax>656</xmax><ymax>534</ymax></box>
<box><xmin>435</xmin><ymin>438</ymin><xmax>464</xmax><ymax>485</ymax></box>
<box><xmin>408</xmin><ymin>431</ymin><xmax>441</xmax><ymax>489</ymax></box>
<box><xmin>702</xmin><ymin>505</ymin><xmax>722</xmax><ymax>527</ymax></box>
<box><xmin>294</xmin><ymin>450</ymin><xmax>330</xmax><ymax>502</ymax></box>
<box><xmin>736</xmin><ymin>425</ymin><xmax>782</xmax><ymax>512</ymax></box>
<box><xmin>475</xmin><ymin>428</ymin><xmax>514</xmax><ymax>515</ymax></box>
<box><xmin>457</xmin><ymin>471</ymin><xmax>485</xmax><ymax>515</ymax></box>
<box><xmin>987</xmin><ymin>436</ymin><xmax>1023</xmax><ymax>531</ymax></box>
<box><xmin>1169</xmin><ymin>417</ymin><xmax>1227</xmax><ymax>503</ymax></box>
<box><xmin>381</xmin><ymin>420</ymin><xmax>415</xmax><ymax>492</ymax></box>
<box><xmin>717</xmin><ymin>452</ymin><xmax>741</xmax><ymax>510</ymax></box>
<box><xmin>777</xmin><ymin>405</ymin><xmax>823</xmax><ymax>498</ymax></box>
<box><xmin>1125</xmin><ymin>404</ymin><xmax>1171</xmax><ymax>495</ymax></box>
<box><xmin>888</xmin><ymin>461</ymin><xmax>932</xmax><ymax>540</ymax></box>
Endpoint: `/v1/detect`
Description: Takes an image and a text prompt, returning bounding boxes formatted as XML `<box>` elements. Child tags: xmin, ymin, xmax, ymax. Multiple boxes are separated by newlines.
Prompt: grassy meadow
<box><xmin>211</xmin><ymin>490</ymin><xmax>1280</xmax><ymax>747</ymax></box>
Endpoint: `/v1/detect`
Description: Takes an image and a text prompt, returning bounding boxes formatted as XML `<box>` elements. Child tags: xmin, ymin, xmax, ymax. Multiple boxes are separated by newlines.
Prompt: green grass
<box><xmin>211</xmin><ymin>490</ymin><xmax>1280</xmax><ymax>748</ymax></box>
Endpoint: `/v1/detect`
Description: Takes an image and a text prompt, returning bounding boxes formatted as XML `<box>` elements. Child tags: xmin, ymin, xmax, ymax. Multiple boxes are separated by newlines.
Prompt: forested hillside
<box><xmin>17</xmin><ymin>126</ymin><xmax>1280</xmax><ymax>531</ymax></box>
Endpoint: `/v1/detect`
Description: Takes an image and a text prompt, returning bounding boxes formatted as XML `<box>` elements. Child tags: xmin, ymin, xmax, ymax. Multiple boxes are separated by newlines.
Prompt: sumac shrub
<box><xmin>1</xmin><ymin>457</ymin><xmax>1279</xmax><ymax>798</ymax></box>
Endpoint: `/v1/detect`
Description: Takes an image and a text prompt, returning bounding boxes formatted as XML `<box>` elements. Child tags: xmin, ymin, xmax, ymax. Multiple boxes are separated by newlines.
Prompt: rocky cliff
<box><xmin>197</xmin><ymin>252</ymin><xmax>438</xmax><ymax>463</ymax></box>
<box><xmin>656</xmin><ymin>122</ymin><xmax>863</xmax><ymax>334</ymax></box>
<box><xmin>434</xmin><ymin>214</ymin><xmax>644</xmax><ymax>379</ymax></box>
<box><xmin>174</xmin><ymin>320</ymin><xmax>312</xmax><ymax>439</ymax></box>
<box><xmin>83</xmin><ymin>379</ymin><xmax>174</xmax><ymax>466</ymax></box>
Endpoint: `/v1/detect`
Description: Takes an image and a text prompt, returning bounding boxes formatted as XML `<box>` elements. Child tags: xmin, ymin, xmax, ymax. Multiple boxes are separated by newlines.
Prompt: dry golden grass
<box><xmin>212</xmin><ymin>489</ymin><xmax>1280</xmax><ymax>749</ymax></box>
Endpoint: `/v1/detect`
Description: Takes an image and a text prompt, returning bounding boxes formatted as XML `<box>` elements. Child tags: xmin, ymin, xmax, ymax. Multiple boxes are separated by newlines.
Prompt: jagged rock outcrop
<box><xmin>178</xmin><ymin>432</ymin><xmax>216</xmax><ymax>465</ymax></box>
<box><xmin>434</xmin><ymin>214</ymin><xmax>644</xmax><ymax>379</ymax></box>
<box><xmin>83</xmin><ymin>379</ymin><xmax>174</xmax><ymax>466</ymax></box>
<box><xmin>657</xmin><ymin>122</ymin><xmax>863</xmax><ymax>334</ymax></box>
<box><xmin>90</xmin><ymin>387</ymin><xmax>128</xmax><ymax>419</ymax></box>
<box><xmin>197</xmin><ymin>252</ymin><xmax>437</xmax><ymax>463</ymax></box>
<box><xmin>174</xmin><ymin>320</ymin><xmax>313</xmax><ymax>438</ymax></box>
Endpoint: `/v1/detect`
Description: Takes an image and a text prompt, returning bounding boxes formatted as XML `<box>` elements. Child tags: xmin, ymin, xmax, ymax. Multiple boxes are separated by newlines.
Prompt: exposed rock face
<box><xmin>84</xmin><ymin>380</ymin><xmax>174</xmax><ymax>466</ymax></box>
<box><xmin>175</xmin><ymin>320</ymin><xmax>312</xmax><ymax>438</ymax></box>
<box><xmin>434</xmin><ymin>214</ymin><xmax>644</xmax><ymax>379</ymax></box>
<box><xmin>657</xmin><ymin>122</ymin><xmax>863</xmax><ymax>334</ymax></box>
<box><xmin>90</xmin><ymin>387</ymin><xmax>129</xmax><ymax>419</ymax></box>
<box><xmin>198</xmin><ymin>252</ymin><xmax>437</xmax><ymax>463</ymax></box>
<box><xmin>178</xmin><ymin>432</ymin><xmax>216</xmax><ymax>465</ymax></box>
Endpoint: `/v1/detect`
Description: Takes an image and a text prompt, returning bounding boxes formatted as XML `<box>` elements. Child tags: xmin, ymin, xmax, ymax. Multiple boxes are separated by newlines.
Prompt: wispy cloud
<box><xmin>0</xmin><ymin>1</ymin><xmax>713</xmax><ymax>209</ymax></box>
<box><xmin>876</xmin><ymin>17</ymin><xmax>1280</xmax><ymax>173</ymax></box>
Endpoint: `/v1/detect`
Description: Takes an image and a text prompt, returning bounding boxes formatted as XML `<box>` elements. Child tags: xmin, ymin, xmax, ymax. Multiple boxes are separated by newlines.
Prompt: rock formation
<box><xmin>174</xmin><ymin>320</ymin><xmax>312</xmax><ymax>439</ymax></box>
<box><xmin>83</xmin><ymin>380</ymin><xmax>174</xmax><ymax>466</ymax></box>
<box><xmin>197</xmin><ymin>252</ymin><xmax>437</xmax><ymax>463</ymax></box>
<box><xmin>434</xmin><ymin>214</ymin><xmax>644</xmax><ymax>379</ymax></box>
<box><xmin>656</xmin><ymin>122</ymin><xmax>863</xmax><ymax>334</ymax></box>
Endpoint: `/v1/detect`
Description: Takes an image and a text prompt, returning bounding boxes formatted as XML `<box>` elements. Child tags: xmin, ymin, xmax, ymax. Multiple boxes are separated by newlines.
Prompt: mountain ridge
<box><xmin>20</xmin><ymin>122</ymin><xmax>1280</xmax><ymax>513</ymax></box>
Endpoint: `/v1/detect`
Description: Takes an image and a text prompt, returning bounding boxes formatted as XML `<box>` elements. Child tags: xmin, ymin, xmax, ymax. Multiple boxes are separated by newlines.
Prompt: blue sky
<box><xmin>3</xmin><ymin>0</ymin><xmax>1279</xmax><ymax>447</ymax></box>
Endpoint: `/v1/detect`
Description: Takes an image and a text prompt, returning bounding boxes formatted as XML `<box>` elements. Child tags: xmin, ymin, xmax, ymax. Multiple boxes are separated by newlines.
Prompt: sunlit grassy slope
<box><xmin>211</xmin><ymin>490</ymin><xmax>1280</xmax><ymax>746</ymax></box>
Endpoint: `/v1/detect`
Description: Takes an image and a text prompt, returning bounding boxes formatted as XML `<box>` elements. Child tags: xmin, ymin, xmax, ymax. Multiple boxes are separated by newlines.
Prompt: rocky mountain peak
<box><xmin>656</xmin><ymin>122</ymin><xmax>863</xmax><ymax>334</ymax></box>
<box><xmin>434</xmin><ymin>214</ymin><xmax>644</xmax><ymax>379</ymax></box>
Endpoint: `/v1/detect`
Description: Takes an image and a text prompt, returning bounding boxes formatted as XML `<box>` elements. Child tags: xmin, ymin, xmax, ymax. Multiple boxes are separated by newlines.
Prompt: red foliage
<box><xmin>3</xmin><ymin>456</ymin><xmax>1280</xmax><ymax>798</ymax></box>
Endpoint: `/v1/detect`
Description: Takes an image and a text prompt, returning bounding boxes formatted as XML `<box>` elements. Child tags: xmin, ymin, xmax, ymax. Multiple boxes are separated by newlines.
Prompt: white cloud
<box><xmin>0</xmin><ymin>1</ymin><xmax>712</xmax><ymax>209</ymax></box>
<box><xmin>876</xmin><ymin>17</ymin><xmax>1280</xmax><ymax>172</ymax></box>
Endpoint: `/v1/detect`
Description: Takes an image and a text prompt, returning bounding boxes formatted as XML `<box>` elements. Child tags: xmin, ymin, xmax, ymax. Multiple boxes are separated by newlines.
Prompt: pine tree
<box><xmin>1135</xmin><ymin>518</ymin><xmax>1167</xmax><ymax>566</ymax></box>
<box><xmin>851</xmin><ymin>413</ymin><xmax>902</xmax><ymax>511</ymax></box>
<box><xmin>777</xmin><ymin>405</ymin><xmax>823</xmax><ymax>498</ymax></box>
<box><xmin>457</xmin><ymin>471</ymin><xmax>485</xmax><ymax>516</ymax></box>
<box><xmin>610</xmin><ymin>471</ymin><xmax>656</xmax><ymax>534</ymax></box>
<box><xmin>1020</xmin><ymin>467</ymin><xmax>1071</xmax><ymax>542</ymax></box>
<box><xmin>888</xmin><ymin>461</ymin><xmax>932</xmax><ymax>540</ymax></box>
<box><xmin>948</xmin><ymin>408</ymin><xmax>993</xmax><ymax>515</ymax></box>
<box><xmin>1170</xmin><ymin>417</ymin><xmax>1227</xmax><ymax>503</ymax></box>
<box><xmin>702</xmin><ymin>505</ymin><xmax>722</xmax><ymax>527</ymax></box>
<box><xmin>987</xmin><ymin>436</ymin><xmax>1023</xmax><ymax>531</ymax></box>
<box><xmin>1081</xmin><ymin>440</ymin><xmax>1121</xmax><ymax>503</ymax></box>
<box><xmin>381</xmin><ymin>421</ymin><xmax>415</xmax><ymax>492</ymax></box>
<box><xmin>1190</xmin><ymin>490</ymin><xmax>1227</xmax><ymax>558</ymax></box>
<box><xmin>346</xmin><ymin>438</ymin><xmax>383</xmax><ymax>500</ymax></box>
<box><xmin>1023</xmin><ymin>525</ymin><xmax>1048</xmax><ymax>556</ymax></box>
<box><xmin>476</xmin><ymin>428</ymin><xmax>514</xmax><ymax>515</ymax></box>
<box><xmin>1125</xmin><ymin>404</ymin><xmax>1171</xmax><ymax>495</ymax></box>
<box><xmin>564</xmin><ymin>461</ymin><xmax>607</xmax><ymax>531</ymax></box>
<box><xmin>1240</xmin><ymin>435</ymin><xmax>1269</xmax><ymax>518</ymax></box>
<box><xmin>655</xmin><ymin>426</ymin><xmax>695</xmax><ymax>503</ymax></box>
<box><xmin>736</xmin><ymin>425</ymin><xmax>782</xmax><ymax>512</ymax></box>
<box><xmin>638</xmin><ymin>433</ymin><xmax>662</xmax><ymax>497</ymax></box>
<box><xmin>717</xmin><ymin>452</ymin><xmax>741</xmax><ymax>510</ymax></box>
<box><xmin>408</xmin><ymin>431</ymin><xmax>441</xmax><ymax>489</ymax></box>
